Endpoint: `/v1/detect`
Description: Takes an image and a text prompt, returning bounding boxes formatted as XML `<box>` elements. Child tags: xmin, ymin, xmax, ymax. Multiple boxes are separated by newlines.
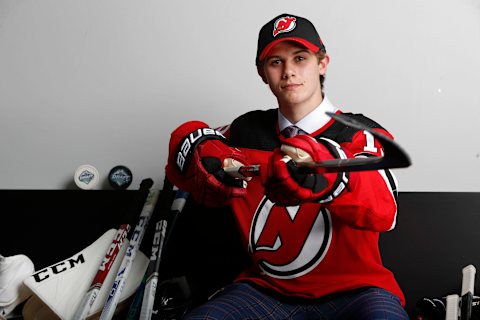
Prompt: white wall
<box><xmin>1</xmin><ymin>0</ymin><xmax>479</xmax><ymax>191</ymax></box>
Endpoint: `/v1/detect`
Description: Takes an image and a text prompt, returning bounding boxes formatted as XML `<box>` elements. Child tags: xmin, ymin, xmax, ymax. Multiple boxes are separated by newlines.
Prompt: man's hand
<box><xmin>262</xmin><ymin>135</ymin><xmax>348</xmax><ymax>206</ymax></box>
<box><xmin>166</xmin><ymin>121</ymin><xmax>249</xmax><ymax>207</ymax></box>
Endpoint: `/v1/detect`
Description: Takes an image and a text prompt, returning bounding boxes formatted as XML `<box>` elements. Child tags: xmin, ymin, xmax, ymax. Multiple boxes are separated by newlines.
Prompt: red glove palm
<box><xmin>262</xmin><ymin>135</ymin><xmax>348</xmax><ymax>206</ymax></box>
<box><xmin>166</xmin><ymin>121</ymin><xmax>249</xmax><ymax>207</ymax></box>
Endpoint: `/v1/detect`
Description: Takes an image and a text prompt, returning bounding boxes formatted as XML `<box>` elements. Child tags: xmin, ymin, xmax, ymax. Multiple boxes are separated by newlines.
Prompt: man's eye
<box><xmin>296</xmin><ymin>56</ymin><xmax>306</xmax><ymax>61</ymax></box>
<box><xmin>270</xmin><ymin>59</ymin><xmax>281</xmax><ymax>65</ymax></box>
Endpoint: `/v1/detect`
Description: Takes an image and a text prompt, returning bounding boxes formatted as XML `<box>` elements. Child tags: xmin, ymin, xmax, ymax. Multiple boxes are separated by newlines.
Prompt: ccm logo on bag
<box><xmin>176</xmin><ymin>128</ymin><xmax>225</xmax><ymax>172</ymax></box>
<box><xmin>32</xmin><ymin>253</ymin><xmax>85</xmax><ymax>283</ymax></box>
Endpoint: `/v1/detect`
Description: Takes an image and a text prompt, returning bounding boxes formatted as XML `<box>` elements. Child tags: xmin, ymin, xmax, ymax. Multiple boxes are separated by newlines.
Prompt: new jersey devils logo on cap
<box><xmin>249</xmin><ymin>197</ymin><xmax>332</xmax><ymax>279</ymax></box>
<box><xmin>273</xmin><ymin>16</ymin><xmax>297</xmax><ymax>37</ymax></box>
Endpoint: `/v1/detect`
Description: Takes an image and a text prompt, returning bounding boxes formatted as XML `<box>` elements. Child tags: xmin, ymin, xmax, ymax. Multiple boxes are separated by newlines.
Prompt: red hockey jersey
<box><xmin>221</xmin><ymin>109</ymin><xmax>405</xmax><ymax>306</ymax></box>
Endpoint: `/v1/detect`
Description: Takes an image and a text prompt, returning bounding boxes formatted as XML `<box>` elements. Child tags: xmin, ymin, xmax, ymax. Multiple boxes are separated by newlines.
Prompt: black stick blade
<box><xmin>224</xmin><ymin>112</ymin><xmax>411</xmax><ymax>178</ymax></box>
<box><xmin>296</xmin><ymin>112</ymin><xmax>411</xmax><ymax>173</ymax></box>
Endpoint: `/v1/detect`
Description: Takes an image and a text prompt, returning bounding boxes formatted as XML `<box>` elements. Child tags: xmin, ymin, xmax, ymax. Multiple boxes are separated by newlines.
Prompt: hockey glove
<box><xmin>262</xmin><ymin>135</ymin><xmax>348</xmax><ymax>206</ymax></box>
<box><xmin>166</xmin><ymin>121</ymin><xmax>249</xmax><ymax>207</ymax></box>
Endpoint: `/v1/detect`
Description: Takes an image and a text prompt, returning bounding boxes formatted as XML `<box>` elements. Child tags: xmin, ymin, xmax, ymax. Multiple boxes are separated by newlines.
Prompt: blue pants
<box><xmin>183</xmin><ymin>282</ymin><xmax>409</xmax><ymax>320</ymax></box>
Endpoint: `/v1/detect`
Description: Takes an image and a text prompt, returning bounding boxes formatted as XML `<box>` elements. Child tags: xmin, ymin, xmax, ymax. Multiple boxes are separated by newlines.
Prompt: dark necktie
<box><xmin>282</xmin><ymin>125</ymin><xmax>307</xmax><ymax>138</ymax></box>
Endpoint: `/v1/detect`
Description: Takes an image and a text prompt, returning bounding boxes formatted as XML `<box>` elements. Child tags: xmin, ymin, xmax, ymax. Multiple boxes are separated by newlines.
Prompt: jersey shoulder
<box><xmin>227</xmin><ymin>109</ymin><xmax>280</xmax><ymax>151</ymax></box>
<box><xmin>319</xmin><ymin>112</ymin><xmax>392</xmax><ymax>143</ymax></box>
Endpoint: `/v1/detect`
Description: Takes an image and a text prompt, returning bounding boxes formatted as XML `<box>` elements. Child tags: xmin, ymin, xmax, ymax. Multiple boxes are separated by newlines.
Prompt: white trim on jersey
<box><xmin>378</xmin><ymin>168</ymin><xmax>399</xmax><ymax>231</ymax></box>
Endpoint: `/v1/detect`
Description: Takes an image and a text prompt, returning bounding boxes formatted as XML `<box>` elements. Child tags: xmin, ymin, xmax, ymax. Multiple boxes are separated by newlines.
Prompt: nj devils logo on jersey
<box><xmin>249</xmin><ymin>197</ymin><xmax>332</xmax><ymax>279</ymax></box>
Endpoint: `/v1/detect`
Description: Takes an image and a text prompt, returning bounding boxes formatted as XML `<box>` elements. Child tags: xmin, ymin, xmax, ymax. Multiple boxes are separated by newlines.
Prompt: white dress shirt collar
<box><xmin>277</xmin><ymin>96</ymin><xmax>338</xmax><ymax>134</ymax></box>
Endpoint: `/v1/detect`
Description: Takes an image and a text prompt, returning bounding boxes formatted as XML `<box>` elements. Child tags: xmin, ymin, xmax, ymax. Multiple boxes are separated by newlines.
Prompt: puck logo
<box><xmin>78</xmin><ymin>170</ymin><xmax>95</xmax><ymax>184</ymax></box>
<box><xmin>108</xmin><ymin>166</ymin><xmax>133</xmax><ymax>189</ymax></box>
<box><xmin>74</xmin><ymin>164</ymin><xmax>99</xmax><ymax>189</ymax></box>
<box><xmin>249</xmin><ymin>197</ymin><xmax>332</xmax><ymax>279</ymax></box>
<box><xmin>273</xmin><ymin>16</ymin><xmax>297</xmax><ymax>37</ymax></box>
<box><xmin>176</xmin><ymin>128</ymin><xmax>226</xmax><ymax>173</ymax></box>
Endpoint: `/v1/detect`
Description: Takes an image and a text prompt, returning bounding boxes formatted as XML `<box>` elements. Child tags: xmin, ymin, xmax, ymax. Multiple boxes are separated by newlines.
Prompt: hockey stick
<box><xmin>460</xmin><ymin>264</ymin><xmax>476</xmax><ymax>320</ymax></box>
<box><xmin>139</xmin><ymin>188</ymin><xmax>189</xmax><ymax>320</ymax></box>
<box><xmin>225</xmin><ymin>111</ymin><xmax>411</xmax><ymax>178</ymax></box>
<box><xmin>446</xmin><ymin>294</ymin><xmax>460</xmax><ymax>320</ymax></box>
<box><xmin>71</xmin><ymin>178</ymin><xmax>153</xmax><ymax>320</ymax></box>
<box><xmin>125</xmin><ymin>177</ymin><xmax>175</xmax><ymax>319</ymax></box>
<box><xmin>445</xmin><ymin>264</ymin><xmax>476</xmax><ymax>320</ymax></box>
<box><xmin>99</xmin><ymin>188</ymin><xmax>160</xmax><ymax>320</ymax></box>
<box><xmin>23</xmin><ymin>228</ymin><xmax>150</xmax><ymax>320</ymax></box>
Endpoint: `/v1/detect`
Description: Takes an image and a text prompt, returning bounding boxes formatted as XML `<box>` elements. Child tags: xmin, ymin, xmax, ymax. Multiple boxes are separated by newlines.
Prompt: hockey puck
<box><xmin>108</xmin><ymin>165</ymin><xmax>133</xmax><ymax>190</ymax></box>
<box><xmin>74</xmin><ymin>164</ymin><xmax>100</xmax><ymax>190</ymax></box>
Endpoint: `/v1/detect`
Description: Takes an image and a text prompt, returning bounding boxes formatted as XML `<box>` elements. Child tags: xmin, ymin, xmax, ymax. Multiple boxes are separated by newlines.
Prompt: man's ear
<box><xmin>318</xmin><ymin>54</ymin><xmax>330</xmax><ymax>76</ymax></box>
<box><xmin>257</xmin><ymin>66</ymin><xmax>268</xmax><ymax>84</ymax></box>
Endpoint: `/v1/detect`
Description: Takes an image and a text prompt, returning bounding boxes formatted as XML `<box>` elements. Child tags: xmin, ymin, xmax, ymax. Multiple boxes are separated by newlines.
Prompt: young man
<box><xmin>166</xmin><ymin>13</ymin><xmax>409</xmax><ymax>319</ymax></box>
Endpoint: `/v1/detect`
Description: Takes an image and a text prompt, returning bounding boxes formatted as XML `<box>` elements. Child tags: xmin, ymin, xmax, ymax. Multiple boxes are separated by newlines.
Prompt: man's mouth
<box><xmin>282</xmin><ymin>83</ymin><xmax>301</xmax><ymax>90</ymax></box>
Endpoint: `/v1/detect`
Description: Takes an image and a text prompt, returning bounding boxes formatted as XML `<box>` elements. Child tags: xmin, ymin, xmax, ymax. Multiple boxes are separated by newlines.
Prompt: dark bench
<box><xmin>2</xmin><ymin>190</ymin><xmax>479</xmax><ymax>317</ymax></box>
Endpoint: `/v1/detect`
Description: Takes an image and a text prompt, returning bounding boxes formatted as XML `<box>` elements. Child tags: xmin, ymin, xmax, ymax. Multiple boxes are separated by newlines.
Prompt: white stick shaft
<box><xmin>139</xmin><ymin>189</ymin><xmax>189</xmax><ymax>320</ymax></box>
<box><xmin>72</xmin><ymin>287</ymin><xmax>101</xmax><ymax>320</ymax></box>
<box><xmin>446</xmin><ymin>294</ymin><xmax>460</xmax><ymax>320</ymax></box>
<box><xmin>72</xmin><ymin>179</ymin><xmax>153</xmax><ymax>320</ymax></box>
<box><xmin>72</xmin><ymin>225</ymin><xmax>130</xmax><ymax>320</ymax></box>
<box><xmin>99</xmin><ymin>189</ymin><xmax>160</xmax><ymax>320</ymax></box>
<box><xmin>139</xmin><ymin>220</ymin><xmax>167</xmax><ymax>320</ymax></box>
<box><xmin>462</xmin><ymin>264</ymin><xmax>476</xmax><ymax>296</ymax></box>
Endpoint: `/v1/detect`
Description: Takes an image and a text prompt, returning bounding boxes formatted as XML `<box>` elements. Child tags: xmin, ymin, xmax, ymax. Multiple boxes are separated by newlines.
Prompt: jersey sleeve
<box><xmin>325</xmin><ymin>118</ymin><xmax>399</xmax><ymax>232</ymax></box>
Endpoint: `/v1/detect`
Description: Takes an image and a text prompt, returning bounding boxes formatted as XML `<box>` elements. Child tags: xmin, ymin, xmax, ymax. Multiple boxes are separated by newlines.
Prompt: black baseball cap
<box><xmin>256</xmin><ymin>13</ymin><xmax>326</xmax><ymax>65</ymax></box>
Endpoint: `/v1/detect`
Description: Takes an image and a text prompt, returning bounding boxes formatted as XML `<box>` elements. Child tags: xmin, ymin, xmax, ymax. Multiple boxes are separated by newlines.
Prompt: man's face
<box><xmin>261</xmin><ymin>41</ymin><xmax>328</xmax><ymax>109</ymax></box>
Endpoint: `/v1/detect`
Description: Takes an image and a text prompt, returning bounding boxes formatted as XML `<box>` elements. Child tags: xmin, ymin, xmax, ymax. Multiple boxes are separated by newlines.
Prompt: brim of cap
<box><xmin>259</xmin><ymin>37</ymin><xmax>320</xmax><ymax>62</ymax></box>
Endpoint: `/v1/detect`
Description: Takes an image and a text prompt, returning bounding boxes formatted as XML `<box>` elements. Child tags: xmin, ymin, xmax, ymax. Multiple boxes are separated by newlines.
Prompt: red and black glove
<box><xmin>165</xmin><ymin>121</ymin><xmax>249</xmax><ymax>207</ymax></box>
<box><xmin>262</xmin><ymin>135</ymin><xmax>349</xmax><ymax>206</ymax></box>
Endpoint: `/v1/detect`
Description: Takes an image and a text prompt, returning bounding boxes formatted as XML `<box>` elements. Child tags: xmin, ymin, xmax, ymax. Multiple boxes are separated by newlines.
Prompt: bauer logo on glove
<box><xmin>176</xmin><ymin>127</ymin><xmax>226</xmax><ymax>173</ymax></box>
<box><xmin>166</xmin><ymin>121</ymin><xmax>250</xmax><ymax>207</ymax></box>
